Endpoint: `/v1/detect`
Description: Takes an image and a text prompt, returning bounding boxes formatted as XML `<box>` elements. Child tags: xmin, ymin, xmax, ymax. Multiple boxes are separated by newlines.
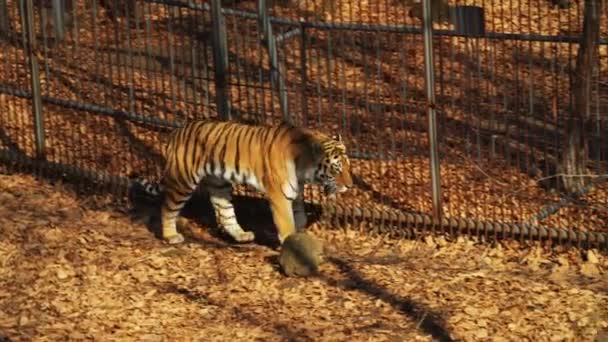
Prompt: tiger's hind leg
<box><xmin>205</xmin><ymin>179</ymin><xmax>255</xmax><ymax>243</ymax></box>
<box><xmin>160</xmin><ymin>184</ymin><xmax>194</xmax><ymax>244</ymax></box>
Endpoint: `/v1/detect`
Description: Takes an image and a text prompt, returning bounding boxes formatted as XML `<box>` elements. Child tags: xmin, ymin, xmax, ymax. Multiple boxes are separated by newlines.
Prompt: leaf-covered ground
<box><xmin>0</xmin><ymin>172</ymin><xmax>606</xmax><ymax>341</ymax></box>
<box><xmin>1</xmin><ymin>0</ymin><xmax>607</xmax><ymax>241</ymax></box>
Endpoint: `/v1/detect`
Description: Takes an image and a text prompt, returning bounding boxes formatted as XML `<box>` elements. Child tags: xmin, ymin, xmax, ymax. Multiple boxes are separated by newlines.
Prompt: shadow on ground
<box><xmin>128</xmin><ymin>190</ymin><xmax>323</xmax><ymax>249</ymax></box>
<box><xmin>324</xmin><ymin>256</ymin><xmax>453</xmax><ymax>341</ymax></box>
<box><xmin>158</xmin><ymin>243</ymin><xmax>453</xmax><ymax>341</ymax></box>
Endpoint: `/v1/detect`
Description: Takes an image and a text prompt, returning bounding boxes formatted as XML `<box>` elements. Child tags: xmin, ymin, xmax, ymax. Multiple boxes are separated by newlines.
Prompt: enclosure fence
<box><xmin>0</xmin><ymin>0</ymin><xmax>607</xmax><ymax>250</ymax></box>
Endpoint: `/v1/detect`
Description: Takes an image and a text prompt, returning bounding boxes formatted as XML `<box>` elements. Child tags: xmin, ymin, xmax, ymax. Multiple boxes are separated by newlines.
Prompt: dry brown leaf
<box><xmin>548</xmin><ymin>266</ymin><xmax>571</xmax><ymax>285</ymax></box>
<box><xmin>580</xmin><ymin>263</ymin><xmax>601</xmax><ymax>278</ymax></box>
<box><xmin>464</xmin><ymin>307</ymin><xmax>480</xmax><ymax>316</ymax></box>
<box><xmin>475</xmin><ymin>328</ymin><xmax>489</xmax><ymax>339</ymax></box>
<box><xmin>56</xmin><ymin>269</ymin><xmax>69</xmax><ymax>280</ymax></box>
<box><xmin>587</xmin><ymin>250</ymin><xmax>600</xmax><ymax>265</ymax></box>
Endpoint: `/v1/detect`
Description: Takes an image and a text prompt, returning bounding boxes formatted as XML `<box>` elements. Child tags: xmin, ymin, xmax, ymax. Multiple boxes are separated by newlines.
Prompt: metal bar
<box><xmin>276</xmin><ymin>27</ymin><xmax>302</xmax><ymax>44</ymax></box>
<box><xmin>325</xmin><ymin>30</ymin><xmax>333</xmax><ymax>127</ymax></box>
<box><xmin>141</xmin><ymin>0</ymin><xmax>608</xmax><ymax>44</ymax></box>
<box><xmin>526</xmin><ymin>174</ymin><xmax>608</xmax><ymax>225</ymax></box>
<box><xmin>0</xmin><ymin>0</ymin><xmax>9</xmax><ymax>33</ymax></box>
<box><xmin>241</xmin><ymin>13</ymin><xmax>254</xmax><ymax>121</ymax></box>
<box><xmin>70</xmin><ymin>0</ymin><xmax>84</xmax><ymax>189</ymax></box>
<box><xmin>52</xmin><ymin>0</ymin><xmax>65</xmax><ymax>42</ymax></box>
<box><xmin>167</xmin><ymin>5</ymin><xmax>177</xmax><ymax>117</ymax></box>
<box><xmin>210</xmin><ymin>0</ymin><xmax>230</xmax><ymax>120</ymax></box>
<box><xmin>232</xmin><ymin>15</ymin><xmax>244</xmax><ymax>121</ymax></box>
<box><xmin>38</xmin><ymin>0</ymin><xmax>53</xmax><ymax>164</ymax></box>
<box><xmin>15</xmin><ymin>0</ymin><xmax>29</xmax><ymax>166</ymax></box>
<box><xmin>191</xmin><ymin>7</ymin><xmax>202</xmax><ymax>116</ymax></box>
<box><xmin>339</xmin><ymin>31</ymin><xmax>347</xmax><ymax>133</ymax></box>
<box><xmin>125</xmin><ymin>2</ymin><xmax>136</xmax><ymax>114</ymax></box>
<box><xmin>258</xmin><ymin>0</ymin><xmax>290</xmax><ymax>123</ymax></box>
<box><xmin>176</xmin><ymin>7</ymin><xmax>188</xmax><ymax>119</ymax></box>
<box><xmin>0</xmin><ymin>84</ymin><xmax>180</xmax><ymax>128</ymax></box>
<box><xmin>23</xmin><ymin>0</ymin><xmax>45</xmax><ymax>159</ymax></box>
<box><xmin>201</xmin><ymin>10</ymin><xmax>211</xmax><ymax>119</ymax></box>
<box><xmin>422</xmin><ymin>0</ymin><xmax>443</xmax><ymax>222</ymax></box>
<box><xmin>88</xmin><ymin>0</ymin><xmax>104</xmax><ymax>188</ymax></box>
<box><xmin>110</xmin><ymin>0</ymin><xmax>121</xmax><ymax>113</ymax></box>
<box><xmin>256</xmin><ymin>11</ymin><xmax>266</xmax><ymax>124</ymax></box>
<box><xmin>299</xmin><ymin>22</ymin><xmax>308</xmax><ymax>127</ymax></box>
<box><xmin>321</xmin><ymin>203</ymin><xmax>608</xmax><ymax>251</ymax></box>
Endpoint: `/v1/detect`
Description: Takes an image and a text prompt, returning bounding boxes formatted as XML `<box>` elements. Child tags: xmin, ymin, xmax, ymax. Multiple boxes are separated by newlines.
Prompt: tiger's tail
<box><xmin>128</xmin><ymin>176</ymin><xmax>165</xmax><ymax>206</ymax></box>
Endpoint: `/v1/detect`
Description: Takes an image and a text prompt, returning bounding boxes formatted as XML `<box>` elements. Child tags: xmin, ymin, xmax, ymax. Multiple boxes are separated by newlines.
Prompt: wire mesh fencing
<box><xmin>0</xmin><ymin>0</ymin><xmax>606</xmax><ymax>250</ymax></box>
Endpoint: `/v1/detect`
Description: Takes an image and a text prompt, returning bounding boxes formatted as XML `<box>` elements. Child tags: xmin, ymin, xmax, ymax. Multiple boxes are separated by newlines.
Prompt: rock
<box><xmin>278</xmin><ymin>232</ymin><xmax>324</xmax><ymax>277</ymax></box>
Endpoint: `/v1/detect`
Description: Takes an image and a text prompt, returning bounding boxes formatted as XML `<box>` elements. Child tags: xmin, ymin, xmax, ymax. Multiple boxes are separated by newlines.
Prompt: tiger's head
<box><xmin>314</xmin><ymin>133</ymin><xmax>353</xmax><ymax>197</ymax></box>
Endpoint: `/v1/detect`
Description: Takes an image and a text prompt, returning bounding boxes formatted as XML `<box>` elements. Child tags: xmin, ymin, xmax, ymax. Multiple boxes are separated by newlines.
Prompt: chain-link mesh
<box><xmin>0</xmin><ymin>0</ymin><xmax>606</xmax><ymax>249</ymax></box>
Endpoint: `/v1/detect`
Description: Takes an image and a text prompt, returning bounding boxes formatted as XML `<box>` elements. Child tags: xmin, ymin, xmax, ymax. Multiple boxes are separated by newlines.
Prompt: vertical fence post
<box><xmin>52</xmin><ymin>0</ymin><xmax>65</xmax><ymax>42</ymax></box>
<box><xmin>22</xmin><ymin>0</ymin><xmax>45</xmax><ymax>159</ymax></box>
<box><xmin>299</xmin><ymin>21</ymin><xmax>308</xmax><ymax>127</ymax></box>
<box><xmin>258</xmin><ymin>0</ymin><xmax>291</xmax><ymax>124</ymax></box>
<box><xmin>210</xmin><ymin>0</ymin><xmax>230</xmax><ymax>120</ymax></box>
<box><xmin>422</xmin><ymin>0</ymin><xmax>443</xmax><ymax>222</ymax></box>
<box><xmin>0</xmin><ymin>0</ymin><xmax>9</xmax><ymax>34</ymax></box>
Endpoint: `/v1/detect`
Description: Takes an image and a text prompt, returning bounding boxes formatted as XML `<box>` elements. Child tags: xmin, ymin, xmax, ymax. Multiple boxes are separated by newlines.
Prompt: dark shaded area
<box><xmin>128</xmin><ymin>184</ymin><xmax>321</xmax><ymax>249</ymax></box>
<box><xmin>0</xmin><ymin>147</ymin><xmax>127</xmax><ymax>198</ymax></box>
<box><xmin>158</xmin><ymin>249</ymin><xmax>451</xmax><ymax>340</ymax></box>
<box><xmin>325</xmin><ymin>256</ymin><xmax>454</xmax><ymax>341</ymax></box>
<box><xmin>0</xmin><ymin>128</ymin><xmax>28</xmax><ymax>160</ymax></box>
<box><xmin>352</xmin><ymin>173</ymin><xmax>427</xmax><ymax>213</ymax></box>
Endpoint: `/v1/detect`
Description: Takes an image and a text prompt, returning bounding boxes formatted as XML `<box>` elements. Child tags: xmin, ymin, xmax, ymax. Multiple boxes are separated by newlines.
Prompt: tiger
<box><xmin>131</xmin><ymin>119</ymin><xmax>353</xmax><ymax>245</ymax></box>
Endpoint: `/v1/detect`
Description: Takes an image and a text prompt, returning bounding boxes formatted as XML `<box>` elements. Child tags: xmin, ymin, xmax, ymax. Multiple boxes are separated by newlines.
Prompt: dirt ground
<box><xmin>0</xmin><ymin>172</ymin><xmax>606</xmax><ymax>341</ymax></box>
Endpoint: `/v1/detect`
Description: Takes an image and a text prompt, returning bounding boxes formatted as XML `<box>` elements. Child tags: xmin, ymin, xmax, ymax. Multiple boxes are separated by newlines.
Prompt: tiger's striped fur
<box><xmin>133</xmin><ymin>119</ymin><xmax>352</xmax><ymax>245</ymax></box>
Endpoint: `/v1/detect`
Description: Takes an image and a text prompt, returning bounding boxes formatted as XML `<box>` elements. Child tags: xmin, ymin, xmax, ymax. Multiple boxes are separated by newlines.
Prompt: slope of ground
<box><xmin>0</xmin><ymin>172</ymin><xmax>606</xmax><ymax>341</ymax></box>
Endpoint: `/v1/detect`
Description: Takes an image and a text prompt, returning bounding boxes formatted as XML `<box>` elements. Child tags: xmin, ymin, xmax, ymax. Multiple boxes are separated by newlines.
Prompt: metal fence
<box><xmin>0</xmin><ymin>0</ymin><xmax>607</xmax><ymax>250</ymax></box>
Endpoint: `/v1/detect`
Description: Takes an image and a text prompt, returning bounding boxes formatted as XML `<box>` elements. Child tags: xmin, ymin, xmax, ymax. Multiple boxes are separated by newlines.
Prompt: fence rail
<box><xmin>0</xmin><ymin>0</ymin><xmax>606</xmax><ymax>251</ymax></box>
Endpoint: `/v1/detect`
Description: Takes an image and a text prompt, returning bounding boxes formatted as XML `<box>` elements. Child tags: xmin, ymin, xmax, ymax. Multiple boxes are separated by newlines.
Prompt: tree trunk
<box><xmin>560</xmin><ymin>0</ymin><xmax>600</xmax><ymax>195</ymax></box>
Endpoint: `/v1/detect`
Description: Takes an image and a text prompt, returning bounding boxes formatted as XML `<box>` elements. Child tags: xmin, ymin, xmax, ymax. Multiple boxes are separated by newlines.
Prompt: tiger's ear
<box><xmin>332</xmin><ymin>133</ymin><xmax>343</xmax><ymax>142</ymax></box>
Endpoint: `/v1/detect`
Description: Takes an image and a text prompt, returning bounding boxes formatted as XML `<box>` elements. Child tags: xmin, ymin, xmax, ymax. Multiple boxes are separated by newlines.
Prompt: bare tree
<box><xmin>560</xmin><ymin>0</ymin><xmax>601</xmax><ymax>194</ymax></box>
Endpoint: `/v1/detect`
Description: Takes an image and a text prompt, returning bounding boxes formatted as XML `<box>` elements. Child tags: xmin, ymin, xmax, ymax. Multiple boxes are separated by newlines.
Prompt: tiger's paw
<box><xmin>164</xmin><ymin>233</ymin><xmax>185</xmax><ymax>244</ymax></box>
<box><xmin>278</xmin><ymin>233</ymin><xmax>291</xmax><ymax>246</ymax></box>
<box><xmin>232</xmin><ymin>231</ymin><xmax>255</xmax><ymax>243</ymax></box>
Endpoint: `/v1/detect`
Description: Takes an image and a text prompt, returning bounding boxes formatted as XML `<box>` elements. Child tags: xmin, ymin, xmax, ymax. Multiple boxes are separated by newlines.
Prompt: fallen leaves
<box><xmin>0</xmin><ymin>171</ymin><xmax>607</xmax><ymax>341</ymax></box>
<box><xmin>587</xmin><ymin>250</ymin><xmax>601</xmax><ymax>264</ymax></box>
<box><xmin>580</xmin><ymin>263</ymin><xmax>601</xmax><ymax>278</ymax></box>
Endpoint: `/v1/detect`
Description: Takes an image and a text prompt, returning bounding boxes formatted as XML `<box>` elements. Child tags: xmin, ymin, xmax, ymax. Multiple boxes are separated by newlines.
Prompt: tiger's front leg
<box><xmin>268</xmin><ymin>190</ymin><xmax>296</xmax><ymax>244</ymax></box>
<box><xmin>292</xmin><ymin>182</ymin><xmax>307</xmax><ymax>230</ymax></box>
<box><xmin>206</xmin><ymin>182</ymin><xmax>255</xmax><ymax>243</ymax></box>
